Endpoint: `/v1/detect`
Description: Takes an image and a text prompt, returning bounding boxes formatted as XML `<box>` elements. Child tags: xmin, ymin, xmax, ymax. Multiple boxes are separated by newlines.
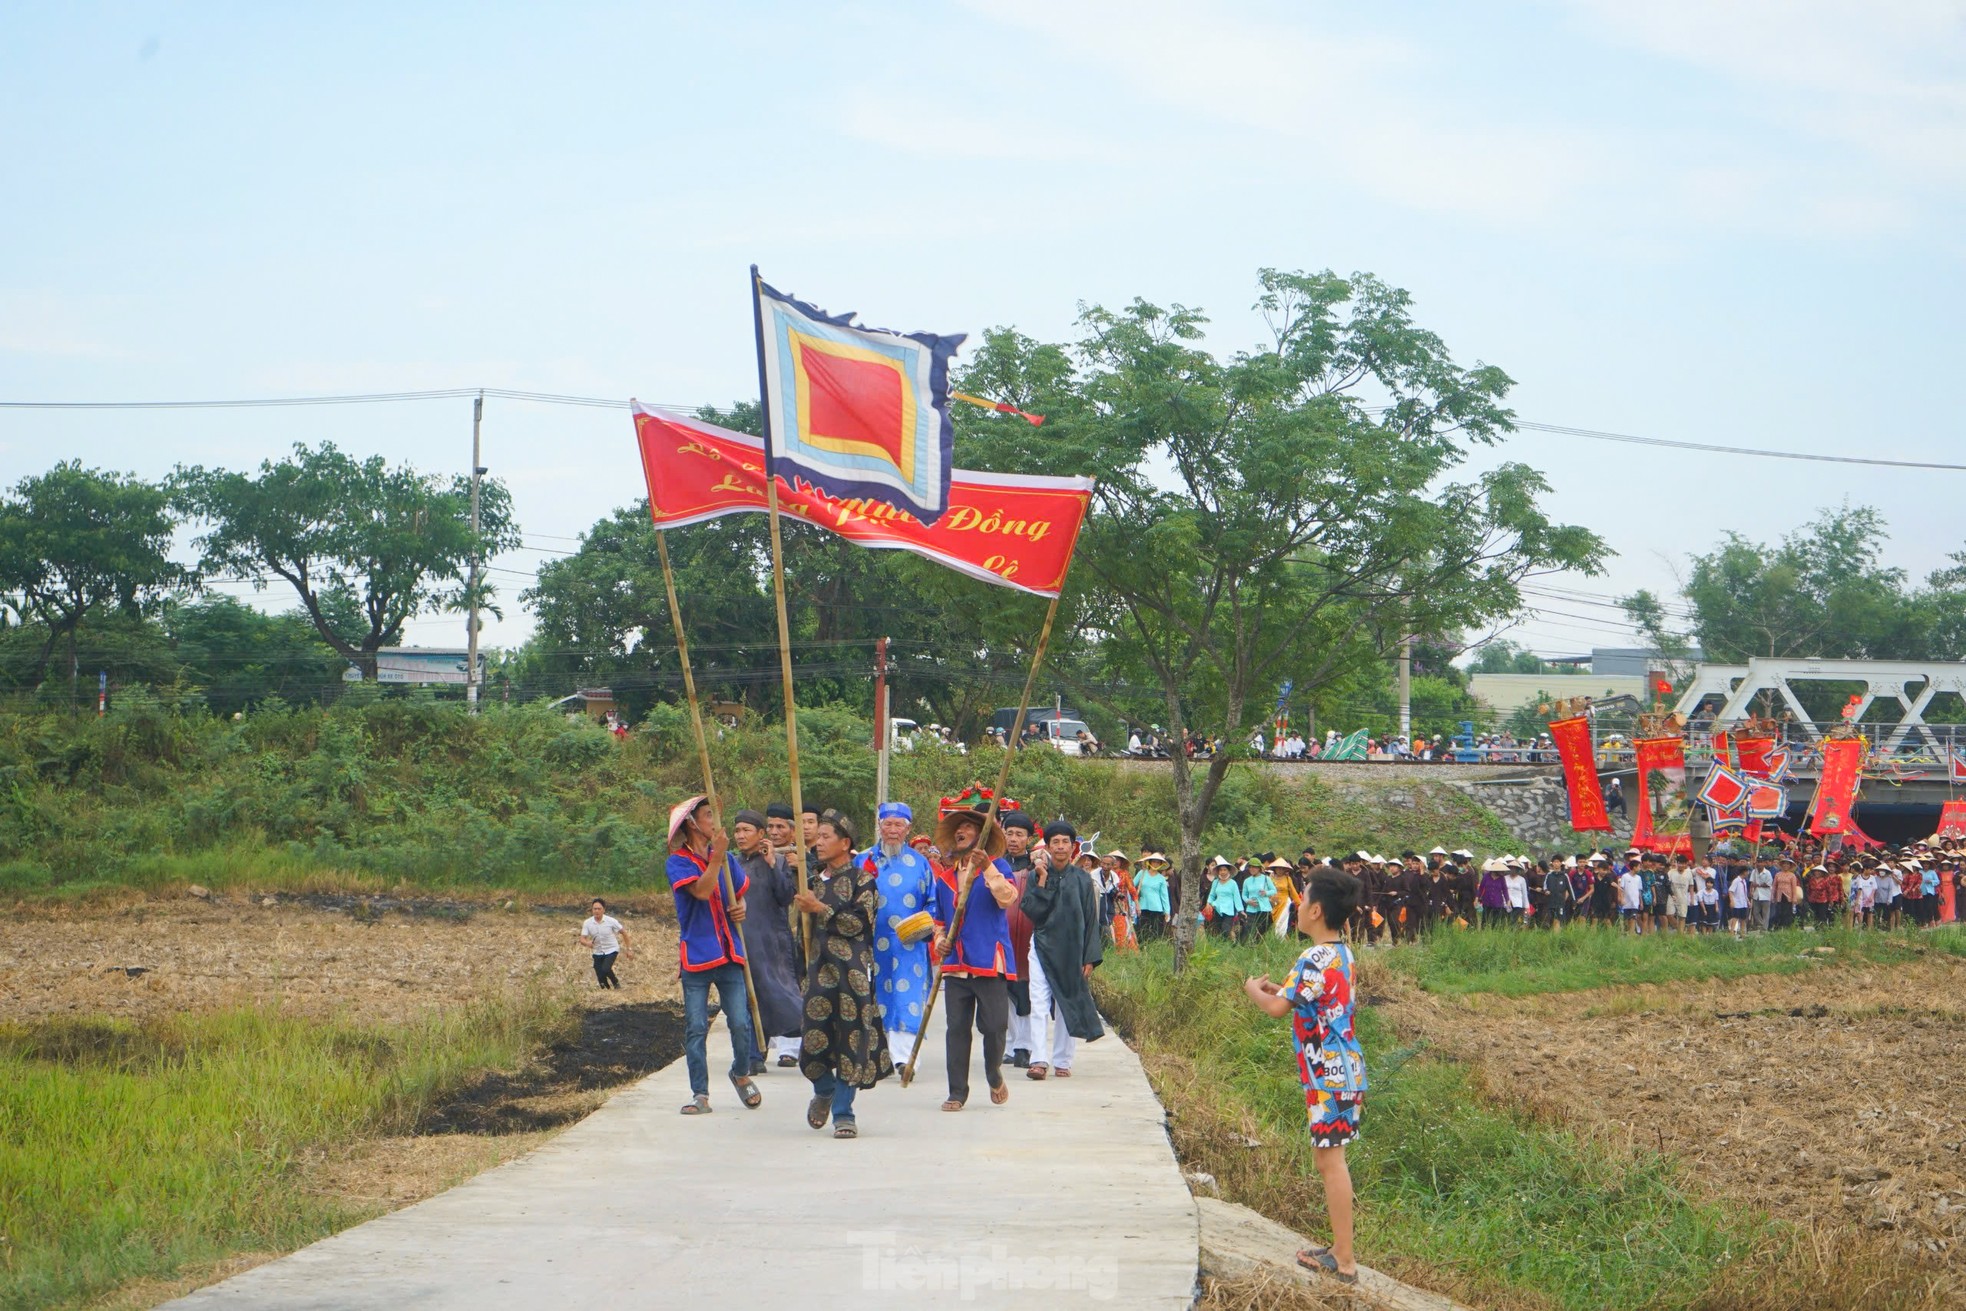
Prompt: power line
<box><xmin>1</xmin><ymin>386</ymin><xmax>1958</xmax><ymax>473</ymax></box>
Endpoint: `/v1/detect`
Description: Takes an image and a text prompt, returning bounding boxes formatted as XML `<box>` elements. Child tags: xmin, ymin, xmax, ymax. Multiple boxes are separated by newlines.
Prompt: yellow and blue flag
<box><xmin>752</xmin><ymin>269</ymin><xmax>963</xmax><ymax>525</ymax></box>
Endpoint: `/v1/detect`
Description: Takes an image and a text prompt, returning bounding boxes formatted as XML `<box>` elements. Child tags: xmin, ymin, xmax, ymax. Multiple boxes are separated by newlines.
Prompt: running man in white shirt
<box><xmin>580</xmin><ymin>899</ymin><xmax>630</xmax><ymax>989</ymax></box>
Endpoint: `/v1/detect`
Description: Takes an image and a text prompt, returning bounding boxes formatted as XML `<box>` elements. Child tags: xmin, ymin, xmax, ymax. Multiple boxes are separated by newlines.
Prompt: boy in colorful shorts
<box><xmin>1243</xmin><ymin>867</ymin><xmax>1366</xmax><ymax>1286</ymax></box>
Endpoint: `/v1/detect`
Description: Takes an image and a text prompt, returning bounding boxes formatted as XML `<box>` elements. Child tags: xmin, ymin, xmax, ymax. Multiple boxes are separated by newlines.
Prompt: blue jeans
<box><xmin>680</xmin><ymin>962</ymin><xmax>755</xmax><ymax>1098</ymax></box>
<box><xmin>810</xmin><ymin>1071</ymin><xmax>857</xmax><ymax>1121</ymax></box>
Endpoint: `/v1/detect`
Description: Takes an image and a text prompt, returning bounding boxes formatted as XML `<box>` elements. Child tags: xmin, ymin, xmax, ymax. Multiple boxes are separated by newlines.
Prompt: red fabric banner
<box><xmin>632</xmin><ymin>404</ymin><xmax>1093</xmax><ymax>597</ymax></box>
<box><xmin>1549</xmin><ymin>716</ymin><xmax>1612</xmax><ymax>832</ymax></box>
<box><xmin>1631</xmin><ymin>736</ymin><xmax>1686</xmax><ymax>852</ymax></box>
<box><xmin>1937</xmin><ymin>799</ymin><xmax>1966</xmax><ymax>840</ymax></box>
<box><xmin>1808</xmin><ymin>737</ymin><xmax>1865</xmax><ymax>837</ymax></box>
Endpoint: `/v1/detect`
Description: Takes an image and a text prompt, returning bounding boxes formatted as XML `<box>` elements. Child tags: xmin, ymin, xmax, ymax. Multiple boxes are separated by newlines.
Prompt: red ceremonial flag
<box><xmin>1950</xmin><ymin>746</ymin><xmax>1966</xmax><ymax>784</ymax></box>
<box><xmin>1631</xmin><ymin>735</ymin><xmax>1687</xmax><ymax>852</ymax></box>
<box><xmin>1808</xmin><ymin>737</ymin><xmax>1865</xmax><ymax>837</ymax></box>
<box><xmin>1937</xmin><ymin>799</ymin><xmax>1966</xmax><ymax>840</ymax></box>
<box><xmin>1697</xmin><ymin>760</ymin><xmax>1750</xmax><ymax>811</ymax></box>
<box><xmin>1549</xmin><ymin>716</ymin><xmax>1612</xmax><ymax>832</ymax></box>
<box><xmin>632</xmin><ymin>404</ymin><xmax>1092</xmax><ymax>597</ymax></box>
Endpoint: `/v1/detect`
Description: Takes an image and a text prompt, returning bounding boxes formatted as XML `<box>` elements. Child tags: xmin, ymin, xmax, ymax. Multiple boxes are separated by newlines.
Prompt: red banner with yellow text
<box><xmin>1936</xmin><ymin>799</ymin><xmax>1966</xmax><ymax>841</ymax></box>
<box><xmin>1808</xmin><ymin>737</ymin><xmax>1865</xmax><ymax>837</ymax></box>
<box><xmin>1631</xmin><ymin>736</ymin><xmax>1688</xmax><ymax>852</ymax></box>
<box><xmin>632</xmin><ymin>404</ymin><xmax>1092</xmax><ymax>597</ymax></box>
<box><xmin>1549</xmin><ymin>716</ymin><xmax>1612</xmax><ymax>833</ymax></box>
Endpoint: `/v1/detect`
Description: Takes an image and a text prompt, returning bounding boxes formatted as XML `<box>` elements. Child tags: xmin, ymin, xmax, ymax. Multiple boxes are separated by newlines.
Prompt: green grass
<box><xmin>0</xmin><ymin>991</ymin><xmax>569</xmax><ymax>1310</ymax></box>
<box><xmin>0</xmin><ymin>699</ymin><xmax>1512</xmax><ymax>900</ymax></box>
<box><xmin>1380</xmin><ymin>921</ymin><xmax>1966</xmax><ymax>997</ymax></box>
<box><xmin>1099</xmin><ymin>938</ymin><xmax>1790</xmax><ymax>1311</ymax></box>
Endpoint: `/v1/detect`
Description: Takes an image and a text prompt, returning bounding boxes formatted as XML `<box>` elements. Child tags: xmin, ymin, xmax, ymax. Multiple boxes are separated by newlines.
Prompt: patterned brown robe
<box><xmin>799</xmin><ymin>857</ymin><xmax>896</xmax><ymax>1089</ymax></box>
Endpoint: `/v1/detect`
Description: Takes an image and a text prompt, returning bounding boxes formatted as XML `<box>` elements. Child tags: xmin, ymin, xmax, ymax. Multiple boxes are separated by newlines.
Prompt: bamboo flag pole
<box><xmin>752</xmin><ymin>265</ymin><xmax>814</xmax><ymax>964</ymax></box>
<box><xmin>901</xmin><ymin>577</ymin><xmax>1070</xmax><ymax>1088</ymax></box>
<box><xmin>656</xmin><ymin>528</ymin><xmax>766</xmax><ymax>1053</ymax></box>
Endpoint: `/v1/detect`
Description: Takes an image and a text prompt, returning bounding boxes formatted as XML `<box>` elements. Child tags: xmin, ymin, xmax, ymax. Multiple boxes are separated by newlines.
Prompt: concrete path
<box><xmin>167</xmin><ymin>1014</ymin><xmax>1198</xmax><ymax>1309</ymax></box>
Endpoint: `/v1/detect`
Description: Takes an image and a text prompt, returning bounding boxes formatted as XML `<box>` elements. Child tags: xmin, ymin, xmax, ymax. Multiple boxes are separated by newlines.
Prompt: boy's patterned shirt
<box><xmin>1281</xmin><ymin>941</ymin><xmax>1368</xmax><ymax>1094</ymax></box>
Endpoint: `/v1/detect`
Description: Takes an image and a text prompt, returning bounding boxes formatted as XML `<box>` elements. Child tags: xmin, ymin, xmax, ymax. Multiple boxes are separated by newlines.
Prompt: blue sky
<box><xmin>3</xmin><ymin>1</ymin><xmax>1962</xmax><ymax>656</ymax></box>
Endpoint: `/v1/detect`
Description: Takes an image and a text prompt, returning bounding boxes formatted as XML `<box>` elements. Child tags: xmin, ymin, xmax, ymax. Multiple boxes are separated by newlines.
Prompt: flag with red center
<box><xmin>753</xmin><ymin>271</ymin><xmax>962</xmax><ymax>525</ymax></box>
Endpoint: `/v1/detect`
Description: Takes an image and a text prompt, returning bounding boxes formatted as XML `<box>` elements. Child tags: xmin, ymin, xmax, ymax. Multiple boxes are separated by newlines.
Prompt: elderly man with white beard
<box><xmin>864</xmin><ymin>801</ymin><xmax>936</xmax><ymax>1064</ymax></box>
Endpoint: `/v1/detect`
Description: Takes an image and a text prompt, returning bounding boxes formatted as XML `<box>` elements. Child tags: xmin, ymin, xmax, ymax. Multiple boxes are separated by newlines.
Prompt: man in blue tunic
<box><xmin>865</xmin><ymin>801</ymin><xmax>935</xmax><ymax>1062</ymax></box>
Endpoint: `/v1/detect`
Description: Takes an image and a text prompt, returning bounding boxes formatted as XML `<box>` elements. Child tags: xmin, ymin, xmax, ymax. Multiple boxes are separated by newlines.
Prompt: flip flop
<box><xmin>941</xmin><ymin>1097</ymin><xmax>966</xmax><ymax>1112</ymax></box>
<box><xmin>1027</xmin><ymin>1064</ymin><xmax>1049</xmax><ymax>1081</ymax></box>
<box><xmin>680</xmin><ymin>1096</ymin><xmax>713</xmax><ymax>1115</ymax></box>
<box><xmin>989</xmin><ymin>1081</ymin><xmax>1010</xmax><ymax>1105</ymax></box>
<box><xmin>1054</xmin><ymin>1068</ymin><xmax>1073</xmax><ymax>1078</ymax></box>
<box><xmin>806</xmin><ymin>1096</ymin><xmax>830</xmax><ymax>1130</ymax></box>
<box><xmin>1296</xmin><ymin>1249</ymin><xmax>1357</xmax><ymax>1285</ymax></box>
<box><xmin>729</xmin><ymin>1073</ymin><xmax>762</xmax><ymax>1109</ymax></box>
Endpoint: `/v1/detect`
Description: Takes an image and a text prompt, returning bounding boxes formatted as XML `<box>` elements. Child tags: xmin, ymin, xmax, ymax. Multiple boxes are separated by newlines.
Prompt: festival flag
<box><xmin>1549</xmin><ymin>716</ymin><xmax>1612</xmax><ymax>832</ymax></box>
<box><xmin>634</xmin><ymin>405</ymin><xmax>1091</xmax><ymax>597</ymax></box>
<box><xmin>1937</xmin><ymin>799</ymin><xmax>1966</xmax><ymax>840</ymax></box>
<box><xmin>753</xmin><ymin>272</ymin><xmax>962</xmax><ymax>525</ymax></box>
<box><xmin>1697</xmin><ymin>760</ymin><xmax>1750</xmax><ymax>811</ymax></box>
<box><xmin>1631</xmin><ymin>735</ymin><xmax>1688</xmax><ymax>852</ymax></box>
<box><xmin>1807</xmin><ymin>737</ymin><xmax>1866</xmax><ymax>836</ymax></box>
<box><xmin>1950</xmin><ymin>745</ymin><xmax>1966</xmax><ymax>784</ymax></box>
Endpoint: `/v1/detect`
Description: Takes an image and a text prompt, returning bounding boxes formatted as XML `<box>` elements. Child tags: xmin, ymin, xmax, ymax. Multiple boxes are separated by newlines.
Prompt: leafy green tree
<box><xmin>0</xmin><ymin>462</ymin><xmax>188</xmax><ymax>691</ymax></box>
<box><xmin>957</xmin><ymin>268</ymin><xmax>1605</xmax><ymax>965</ymax></box>
<box><xmin>1469</xmin><ymin>639</ymin><xmax>1547</xmax><ymax>674</ymax></box>
<box><xmin>161</xmin><ymin>595</ymin><xmax>347</xmax><ymax>714</ymax></box>
<box><xmin>173</xmin><ymin>444</ymin><xmax>519</xmax><ymax>679</ymax></box>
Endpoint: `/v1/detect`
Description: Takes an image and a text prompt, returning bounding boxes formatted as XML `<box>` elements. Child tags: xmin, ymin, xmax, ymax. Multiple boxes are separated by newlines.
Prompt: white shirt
<box><xmin>1750</xmin><ymin>868</ymin><xmax>1773</xmax><ymax>900</ymax></box>
<box><xmin>1852</xmin><ymin>874</ymin><xmax>1875</xmax><ymax>910</ymax></box>
<box><xmin>1504</xmin><ymin>874</ymin><xmax>1529</xmax><ymax>909</ymax></box>
<box><xmin>1617</xmin><ymin>871</ymin><xmax>1642</xmax><ymax>910</ymax></box>
<box><xmin>1728</xmin><ymin>874</ymin><xmax>1750</xmax><ymax>909</ymax></box>
<box><xmin>581</xmin><ymin>914</ymin><xmax>624</xmax><ymax>955</ymax></box>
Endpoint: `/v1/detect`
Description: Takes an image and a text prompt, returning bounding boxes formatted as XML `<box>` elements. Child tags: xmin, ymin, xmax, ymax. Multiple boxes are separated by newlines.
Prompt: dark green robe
<box><xmin>1019</xmin><ymin>865</ymin><xmax>1105</xmax><ymax>1042</ymax></box>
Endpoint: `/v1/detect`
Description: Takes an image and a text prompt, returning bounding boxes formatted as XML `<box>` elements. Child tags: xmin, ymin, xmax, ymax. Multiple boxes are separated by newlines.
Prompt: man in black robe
<box><xmin>1019</xmin><ymin>819</ymin><xmax>1104</xmax><ymax>1079</ymax></box>
<box><xmin>732</xmin><ymin>810</ymin><xmax>803</xmax><ymax>1070</ymax></box>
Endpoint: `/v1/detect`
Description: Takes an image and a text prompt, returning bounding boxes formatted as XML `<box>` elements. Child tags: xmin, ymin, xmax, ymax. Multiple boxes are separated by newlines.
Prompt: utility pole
<box><xmin>1398</xmin><ymin>633</ymin><xmax>1412</xmax><ymax>744</ymax></box>
<box><xmin>466</xmin><ymin>391</ymin><xmax>485</xmax><ymax>714</ymax></box>
<box><xmin>874</xmin><ymin>636</ymin><xmax>891</xmax><ymax>805</ymax></box>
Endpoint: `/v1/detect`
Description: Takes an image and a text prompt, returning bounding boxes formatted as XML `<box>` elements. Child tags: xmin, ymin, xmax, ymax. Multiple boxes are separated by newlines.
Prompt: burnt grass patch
<box><xmin>419</xmin><ymin>1000</ymin><xmax>686</xmax><ymax>1135</ymax></box>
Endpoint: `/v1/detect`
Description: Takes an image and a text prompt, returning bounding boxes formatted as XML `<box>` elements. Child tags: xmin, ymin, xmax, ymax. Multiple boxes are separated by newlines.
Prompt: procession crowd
<box><xmin>595</xmin><ymin>790</ymin><xmax>1961</xmax><ymax>1289</ymax></box>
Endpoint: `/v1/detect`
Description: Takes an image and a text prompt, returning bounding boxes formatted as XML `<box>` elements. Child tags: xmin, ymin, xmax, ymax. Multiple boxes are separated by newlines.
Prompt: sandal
<box><xmin>806</xmin><ymin>1095</ymin><xmax>830</xmax><ymax>1130</ymax></box>
<box><xmin>989</xmin><ymin>1081</ymin><xmax>1010</xmax><ymax>1106</ymax></box>
<box><xmin>729</xmin><ymin>1073</ymin><xmax>762</xmax><ymax>1109</ymax></box>
<box><xmin>1054</xmin><ymin>1068</ymin><xmax>1073</xmax><ymax>1079</ymax></box>
<box><xmin>941</xmin><ymin>1097</ymin><xmax>966</xmax><ymax>1112</ymax></box>
<box><xmin>777</xmin><ymin>1054</ymin><xmax>798</xmax><ymax>1067</ymax></box>
<box><xmin>680</xmin><ymin>1095</ymin><xmax>713</xmax><ymax>1115</ymax></box>
<box><xmin>1296</xmin><ymin>1249</ymin><xmax>1357</xmax><ymax>1285</ymax></box>
<box><xmin>833</xmin><ymin>1118</ymin><xmax>858</xmax><ymax>1139</ymax></box>
<box><xmin>1027</xmin><ymin>1063</ymin><xmax>1049</xmax><ymax>1081</ymax></box>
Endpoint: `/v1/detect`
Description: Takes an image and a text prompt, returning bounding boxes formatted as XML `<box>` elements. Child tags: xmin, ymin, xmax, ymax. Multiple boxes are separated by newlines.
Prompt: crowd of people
<box><xmin>607</xmin><ymin>791</ymin><xmax>1962</xmax><ymax>1288</ymax></box>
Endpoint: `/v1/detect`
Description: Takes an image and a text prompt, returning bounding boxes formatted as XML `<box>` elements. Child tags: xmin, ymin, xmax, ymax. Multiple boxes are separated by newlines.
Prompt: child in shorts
<box><xmin>1244</xmin><ymin>867</ymin><xmax>1366</xmax><ymax>1286</ymax></box>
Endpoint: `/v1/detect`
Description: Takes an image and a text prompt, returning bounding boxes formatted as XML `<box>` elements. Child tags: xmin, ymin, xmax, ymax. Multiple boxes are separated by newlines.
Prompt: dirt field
<box><xmin>0</xmin><ymin>890</ymin><xmax>684</xmax><ymax>1023</ymax></box>
<box><xmin>1379</xmin><ymin>957</ymin><xmax>1966</xmax><ymax>1257</ymax></box>
<box><xmin>4</xmin><ymin>890</ymin><xmax>704</xmax><ymax>1309</ymax></box>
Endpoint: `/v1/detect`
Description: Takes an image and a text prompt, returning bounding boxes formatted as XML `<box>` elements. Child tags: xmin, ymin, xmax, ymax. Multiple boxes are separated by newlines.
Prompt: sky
<box><xmin>2</xmin><ymin>0</ymin><xmax>1963</xmax><ymax>661</ymax></box>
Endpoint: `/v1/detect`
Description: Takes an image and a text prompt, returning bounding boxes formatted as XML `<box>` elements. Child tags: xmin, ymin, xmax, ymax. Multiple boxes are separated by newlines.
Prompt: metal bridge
<box><xmin>1671</xmin><ymin>658</ymin><xmax>1966</xmax><ymax>769</ymax></box>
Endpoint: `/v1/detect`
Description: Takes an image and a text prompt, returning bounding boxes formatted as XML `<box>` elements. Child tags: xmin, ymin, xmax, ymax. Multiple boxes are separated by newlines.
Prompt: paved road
<box><xmin>167</xmin><ymin>1013</ymin><xmax>1198</xmax><ymax>1309</ymax></box>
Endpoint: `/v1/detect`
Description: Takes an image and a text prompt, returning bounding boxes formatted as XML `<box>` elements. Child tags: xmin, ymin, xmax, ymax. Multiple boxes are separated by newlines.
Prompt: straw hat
<box><xmin>1209</xmin><ymin>854</ymin><xmax>1233</xmax><ymax>869</ymax></box>
<box><xmin>667</xmin><ymin>794</ymin><xmax>711</xmax><ymax>846</ymax></box>
<box><xmin>932</xmin><ymin>805</ymin><xmax>1008</xmax><ymax>864</ymax></box>
<box><xmin>1266</xmin><ymin>856</ymin><xmax>1293</xmax><ymax>872</ymax></box>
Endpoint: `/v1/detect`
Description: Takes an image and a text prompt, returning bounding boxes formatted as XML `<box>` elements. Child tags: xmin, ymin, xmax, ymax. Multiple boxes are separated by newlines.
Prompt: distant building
<box><xmin>547</xmin><ymin>688</ymin><xmax>617</xmax><ymax>721</ymax></box>
<box><xmin>1468</xmin><ymin>673</ymin><xmax>1647</xmax><ymax>714</ymax></box>
<box><xmin>1586</xmin><ymin>647</ymin><xmax>1704</xmax><ymax>677</ymax></box>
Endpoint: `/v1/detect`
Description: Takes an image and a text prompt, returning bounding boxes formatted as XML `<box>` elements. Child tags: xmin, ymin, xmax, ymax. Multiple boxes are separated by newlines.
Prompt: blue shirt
<box><xmin>1206</xmin><ymin>877</ymin><xmax>1244</xmax><ymax>916</ymax></box>
<box><xmin>1241</xmin><ymin>873</ymin><xmax>1277</xmax><ymax>913</ymax></box>
<box><xmin>1922</xmin><ymin>868</ymin><xmax>1940</xmax><ymax>896</ymax></box>
<box><xmin>1282</xmin><ymin>941</ymin><xmax>1367</xmax><ymax>1094</ymax></box>
<box><xmin>866</xmin><ymin>845</ymin><xmax>934</xmax><ymax>1034</ymax></box>
<box><xmin>664</xmin><ymin>848</ymin><xmax>749</xmax><ymax>972</ymax></box>
<box><xmin>1134</xmin><ymin>870</ymin><xmax>1171</xmax><ymax>914</ymax></box>
<box><xmin>931</xmin><ymin>856</ymin><xmax>1018</xmax><ymax>978</ymax></box>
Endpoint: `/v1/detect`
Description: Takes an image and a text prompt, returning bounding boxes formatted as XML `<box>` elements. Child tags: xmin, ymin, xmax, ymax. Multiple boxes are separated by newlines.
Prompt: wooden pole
<box><xmin>752</xmin><ymin>265</ymin><xmax>814</xmax><ymax>963</ymax></box>
<box><xmin>901</xmin><ymin>582</ymin><xmax>1069</xmax><ymax>1088</ymax></box>
<box><xmin>656</xmin><ymin>529</ymin><xmax>766</xmax><ymax>1054</ymax></box>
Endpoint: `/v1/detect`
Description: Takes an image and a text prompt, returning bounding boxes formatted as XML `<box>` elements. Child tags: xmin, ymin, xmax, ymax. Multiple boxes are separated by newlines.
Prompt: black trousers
<box><xmin>592</xmin><ymin>951</ymin><xmax>620</xmax><ymax>989</ymax></box>
<box><xmin>1136</xmin><ymin>909</ymin><xmax>1166</xmax><ymax>940</ymax></box>
<box><xmin>943</xmin><ymin>974</ymin><xmax>1009</xmax><ymax>1101</ymax></box>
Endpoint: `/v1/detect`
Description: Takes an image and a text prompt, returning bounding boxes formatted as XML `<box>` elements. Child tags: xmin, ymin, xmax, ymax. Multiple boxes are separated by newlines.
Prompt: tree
<box><xmin>957</xmin><ymin>269</ymin><xmax>1605</xmax><ymax>967</ymax></box>
<box><xmin>0</xmin><ymin>462</ymin><xmax>188</xmax><ymax>691</ymax></box>
<box><xmin>173</xmin><ymin>444</ymin><xmax>519</xmax><ymax>678</ymax></box>
<box><xmin>1469</xmin><ymin>639</ymin><xmax>1547</xmax><ymax>674</ymax></box>
<box><xmin>161</xmin><ymin>595</ymin><xmax>347</xmax><ymax>714</ymax></box>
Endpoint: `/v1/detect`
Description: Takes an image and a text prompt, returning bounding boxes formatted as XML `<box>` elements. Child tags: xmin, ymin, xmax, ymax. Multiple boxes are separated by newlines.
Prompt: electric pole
<box><xmin>466</xmin><ymin>391</ymin><xmax>484</xmax><ymax>714</ymax></box>
<box><xmin>874</xmin><ymin>636</ymin><xmax>890</xmax><ymax>804</ymax></box>
<box><xmin>1398</xmin><ymin>633</ymin><xmax>1412</xmax><ymax>744</ymax></box>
